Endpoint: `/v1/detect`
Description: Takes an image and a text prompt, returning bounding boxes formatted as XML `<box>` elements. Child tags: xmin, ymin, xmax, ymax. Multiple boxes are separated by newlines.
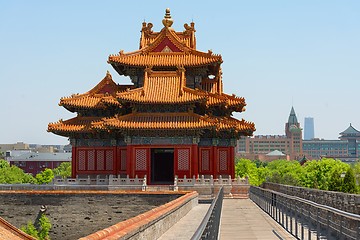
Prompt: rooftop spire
<box><xmin>288</xmin><ymin>106</ymin><xmax>298</xmax><ymax>125</ymax></box>
<box><xmin>162</xmin><ymin>8</ymin><xmax>173</xmax><ymax>28</ymax></box>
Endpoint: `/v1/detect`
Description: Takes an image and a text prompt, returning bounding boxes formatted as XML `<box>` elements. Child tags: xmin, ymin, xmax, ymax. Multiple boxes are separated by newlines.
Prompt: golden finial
<box><xmin>162</xmin><ymin>8</ymin><xmax>173</xmax><ymax>28</ymax></box>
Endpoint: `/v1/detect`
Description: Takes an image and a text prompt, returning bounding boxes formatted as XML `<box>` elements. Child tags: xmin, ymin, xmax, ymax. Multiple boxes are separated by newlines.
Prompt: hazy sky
<box><xmin>0</xmin><ymin>1</ymin><xmax>359</xmax><ymax>145</ymax></box>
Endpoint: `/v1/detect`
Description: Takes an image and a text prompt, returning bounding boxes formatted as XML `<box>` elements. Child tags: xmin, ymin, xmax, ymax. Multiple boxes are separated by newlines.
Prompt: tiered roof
<box><xmin>59</xmin><ymin>71</ymin><xmax>132</xmax><ymax>112</ymax></box>
<box><xmin>117</xmin><ymin>70</ymin><xmax>205</xmax><ymax>104</ymax></box>
<box><xmin>48</xmin><ymin>8</ymin><xmax>255</xmax><ymax>138</ymax></box>
<box><xmin>48</xmin><ymin>112</ymin><xmax>255</xmax><ymax>137</ymax></box>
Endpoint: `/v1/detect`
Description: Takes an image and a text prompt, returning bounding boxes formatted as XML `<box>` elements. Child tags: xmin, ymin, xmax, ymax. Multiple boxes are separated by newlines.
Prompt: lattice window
<box><xmin>135</xmin><ymin>149</ymin><xmax>147</xmax><ymax>171</ymax></box>
<box><xmin>120</xmin><ymin>149</ymin><xmax>127</xmax><ymax>171</ymax></box>
<box><xmin>87</xmin><ymin>150</ymin><xmax>95</xmax><ymax>171</ymax></box>
<box><xmin>105</xmin><ymin>150</ymin><xmax>113</xmax><ymax>170</ymax></box>
<box><xmin>177</xmin><ymin>149</ymin><xmax>190</xmax><ymax>171</ymax></box>
<box><xmin>97</xmin><ymin>150</ymin><xmax>105</xmax><ymax>170</ymax></box>
<box><xmin>201</xmin><ymin>149</ymin><xmax>210</xmax><ymax>171</ymax></box>
<box><xmin>78</xmin><ymin>150</ymin><xmax>86</xmax><ymax>171</ymax></box>
<box><xmin>219</xmin><ymin>150</ymin><xmax>228</xmax><ymax>171</ymax></box>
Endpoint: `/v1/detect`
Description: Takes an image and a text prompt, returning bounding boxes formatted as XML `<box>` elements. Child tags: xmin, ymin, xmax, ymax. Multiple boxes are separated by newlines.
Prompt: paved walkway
<box><xmin>220</xmin><ymin>199</ymin><xmax>296</xmax><ymax>239</ymax></box>
<box><xmin>158</xmin><ymin>203</ymin><xmax>210</xmax><ymax>240</ymax></box>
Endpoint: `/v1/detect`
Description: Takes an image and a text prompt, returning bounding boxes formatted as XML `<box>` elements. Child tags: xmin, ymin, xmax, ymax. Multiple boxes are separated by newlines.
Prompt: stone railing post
<box><xmin>237</xmin><ymin>176</ymin><xmax>241</xmax><ymax>184</ymax></box>
<box><xmin>192</xmin><ymin>175</ymin><xmax>196</xmax><ymax>185</ymax></box>
<box><xmin>201</xmin><ymin>175</ymin><xmax>205</xmax><ymax>185</ymax></box>
<box><xmin>109</xmin><ymin>174</ymin><xmax>113</xmax><ymax>185</ymax></box>
<box><xmin>174</xmin><ymin>176</ymin><xmax>178</xmax><ymax>191</ymax></box>
<box><xmin>219</xmin><ymin>175</ymin><xmax>223</xmax><ymax>185</ymax></box>
<box><xmin>126</xmin><ymin>175</ymin><xmax>130</xmax><ymax>184</ymax></box>
<box><xmin>87</xmin><ymin>175</ymin><xmax>91</xmax><ymax>184</ymax></box>
<box><xmin>228</xmin><ymin>175</ymin><xmax>232</xmax><ymax>185</ymax></box>
<box><xmin>210</xmin><ymin>175</ymin><xmax>214</xmax><ymax>185</ymax></box>
<box><xmin>142</xmin><ymin>175</ymin><xmax>147</xmax><ymax>191</ymax></box>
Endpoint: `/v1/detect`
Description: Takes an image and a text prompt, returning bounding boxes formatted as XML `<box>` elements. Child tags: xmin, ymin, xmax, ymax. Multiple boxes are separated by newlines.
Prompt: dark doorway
<box><xmin>151</xmin><ymin>148</ymin><xmax>174</xmax><ymax>184</ymax></box>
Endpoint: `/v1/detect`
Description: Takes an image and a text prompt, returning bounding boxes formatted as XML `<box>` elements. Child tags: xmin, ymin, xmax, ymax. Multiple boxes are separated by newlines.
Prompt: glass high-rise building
<box><xmin>304</xmin><ymin>117</ymin><xmax>314</xmax><ymax>140</ymax></box>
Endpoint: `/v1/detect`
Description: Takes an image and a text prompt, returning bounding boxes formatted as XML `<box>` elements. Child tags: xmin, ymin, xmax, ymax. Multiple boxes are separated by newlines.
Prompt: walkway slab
<box><xmin>220</xmin><ymin>199</ymin><xmax>296</xmax><ymax>240</ymax></box>
<box><xmin>158</xmin><ymin>203</ymin><xmax>210</xmax><ymax>240</ymax></box>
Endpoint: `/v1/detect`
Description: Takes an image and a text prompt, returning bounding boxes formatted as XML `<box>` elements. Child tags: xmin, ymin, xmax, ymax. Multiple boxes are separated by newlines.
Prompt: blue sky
<box><xmin>0</xmin><ymin>1</ymin><xmax>359</xmax><ymax>145</ymax></box>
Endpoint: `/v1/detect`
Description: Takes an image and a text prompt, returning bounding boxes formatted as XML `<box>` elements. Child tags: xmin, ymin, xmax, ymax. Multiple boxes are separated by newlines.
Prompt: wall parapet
<box><xmin>263</xmin><ymin>182</ymin><xmax>360</xmax><ymax>215</ymax></box>
<box><xmin>79</xmin><ymin>191</ymin><xmax>198</xmax><ymax>240</ymax></box>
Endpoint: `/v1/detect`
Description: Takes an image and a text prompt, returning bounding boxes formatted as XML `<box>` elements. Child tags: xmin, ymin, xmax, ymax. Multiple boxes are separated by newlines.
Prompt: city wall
<box><xmin>0</xmin><ymin>191</ymin><xmax>183</xmax><ymax>240</ymax></box>
<box><xmin>263</xmin><ymin>182</ymin><xmax>360</xmax><ymax>214</ymax></box>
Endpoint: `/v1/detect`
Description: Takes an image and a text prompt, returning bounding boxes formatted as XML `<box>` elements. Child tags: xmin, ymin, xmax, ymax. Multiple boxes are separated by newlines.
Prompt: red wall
<box><xmin>72</xmin><ymin>145</ymin><xmax>234</xmax><ymax>181</ymax></box>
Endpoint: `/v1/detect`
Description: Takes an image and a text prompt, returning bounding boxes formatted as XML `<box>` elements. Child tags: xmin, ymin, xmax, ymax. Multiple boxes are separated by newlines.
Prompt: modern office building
<box><xmin>304</xmin><ymin>117</ymin><xmax>314</xmax><ymax>140</ymax></box>
<box><xmin>303</xmin><ymin>124</ymin><xmax>360</xmax><ymax>162</ymax></box>
<box><xmin>237</xmin><ymin>106</ymin><xmax>303</xmax><ymax>161</ymax></box>
<box><xmin>237</xmin><ymin>106</ymin><xmax>360</xmax><ymax>162</ymax></box>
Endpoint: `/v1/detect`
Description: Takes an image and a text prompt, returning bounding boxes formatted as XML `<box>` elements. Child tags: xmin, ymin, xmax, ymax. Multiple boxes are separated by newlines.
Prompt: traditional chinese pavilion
<box><xmin>48</xmin><ymin>9</ymin><xmax>255</xmax><ymax>184</ymax></box>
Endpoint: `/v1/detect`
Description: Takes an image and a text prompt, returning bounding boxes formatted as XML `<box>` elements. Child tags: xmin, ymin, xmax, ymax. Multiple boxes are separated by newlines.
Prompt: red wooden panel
<box><xmin>97</xmin><ymin>150</ymin><xmax>105</xmax><ymax>170</ymax></box>
<box><xmin>120</xmin><ymin>149</ymin><xmax>127</xmax><ymax>171</ymax></box>
<box><xmin>78</xmin><ymin>150</ymin><xmax>86</xmax><ymax>171</ymax></box>
<box><xmin>177</xmin><ymin>149</ymin><xmax>190</xmax><ymax>171</ymax></box>
<box><xmin>135</xmin><ymin>149</ymin><xmax>147</xmax><ymax>171</ymax></box>
<box><xmin>201</xmin><ymin>149</ymin><xmax>210</xmax><ymax>171</ymax></box>
<box><xmin>105</xmin><ymin>150</ymin><xmax>113</xmax><ymax>171</ymax></box>
<box><xmin>219</xmin><ymin>149</ymin><xmax>228</xmax><ymax>171</ymax></box>
<box><xmin>87</xmin><ymin>150</ymin><xmax>95</xmax><ymax>171</ymax></box>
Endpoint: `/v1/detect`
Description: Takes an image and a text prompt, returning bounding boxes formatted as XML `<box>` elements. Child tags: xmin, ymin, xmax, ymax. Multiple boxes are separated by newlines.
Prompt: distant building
<box><xmin>237</xmin><ymin>106</ymin><xmax>303</xmax><ymax>161</ymax></box>
<box><xmin>304</xmin><ymin>117</ymin><xmax>314</xmax><ymax>140</ymax></box>
<box><xmin>0</xmin><ymin>142</ymin><xmax>29</xmax><ymax>153</ymax></box>
<box><xmin>10</xmin><ymin>152</ymin><xmax>71</xmax><ymax>175</ymax></box>
<box><xmin>303</xmin><ymin>124</ymin><xmax>360</xmax><ymax>162</ymax></box>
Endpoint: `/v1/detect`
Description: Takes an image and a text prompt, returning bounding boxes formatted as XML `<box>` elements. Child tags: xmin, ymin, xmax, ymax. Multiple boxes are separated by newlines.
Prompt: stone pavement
<box><xmin>158</xmin><ymin>203</ymin><xmax>211</xmax><ymax>240</ymax></box>
<box><xmin>220</xmin><ymin>198</ymin><xmax>296</xmax><ymax>239</ymax></box>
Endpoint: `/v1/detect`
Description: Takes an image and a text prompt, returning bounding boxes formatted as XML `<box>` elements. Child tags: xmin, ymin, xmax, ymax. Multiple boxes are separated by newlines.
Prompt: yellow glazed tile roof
<box><xmin>109</xmin><ymin>52</ymin><xmax>222</xmax><ymax>67</ymax></box>
<box><xmin>48</xmin><ymin>116</ymin><xmax>103</xmax><ymax>134</ymax></box>
<box><xmin>48</xmin><ymin>113</ymin><xmax>255</xmax><ymax>135</ymax></box>
<box><xmin>207</xmin><ymin>116</ymin><xmax>256</xmax><ymax>134</ymax></box>
<box><xmin>59</xmin><ymin>71</ymin><xmax>132</xmax><ymax>110</ymax></box>
<box><xmin>117</xmin><ymin>75</ymin><xmax>206</xmax><ymax>104</ymax></box>
<box><xmin>100</xmin><ymin>112</ymin><xmax>213</xmax><ymax>130</ymax></box>
<box><xmin>109</xmin><ymin>26</ymin><xmax>221</xmax><ymax>67</ymax></box>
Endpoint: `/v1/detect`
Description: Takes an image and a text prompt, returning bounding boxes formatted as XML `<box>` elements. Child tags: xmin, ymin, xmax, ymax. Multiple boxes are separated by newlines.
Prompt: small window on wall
<box><xmin>219</xmin><ymin>150</ymin><xmax>228</xmax><ymax>171</ymax></box>
<box><xmin>177</xmin><ymin>149</ymin><xmax>190</xmax><ymax>171</ymax></box>
<box><xmin>201</xmin><ymin>149</ymin><xmax>210</xmax><ymax>172</ymax></box>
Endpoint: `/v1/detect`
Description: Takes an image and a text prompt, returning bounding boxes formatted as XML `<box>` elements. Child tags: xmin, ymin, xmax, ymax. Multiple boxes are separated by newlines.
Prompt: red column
<box><xmin>212</xmin><ymin>146</ymin><xmax>218</xmax><ymax>178</ymax></box>
<box><xmin>230</xmin><ymin>146</ymin><xmax>235</xmax><ymax>178</ymax></box>
<box><xmin>112</xmin><ymin>146</ymin><xmax>117</xmax><ymax>175</ymax></box>
<box><xmin>192</xmin><ymin>144</ymin><xmax>199</xmax><ymax>178</ymax></box>
<box><xmin>126</xmin><ymin>145</ymin><xmax>133</xmax><ymax>178</ymax></box>
<box><xmin>71</xmin><ymin>146</ymin><xmax>77</xmax><ymax>178</ymax></box>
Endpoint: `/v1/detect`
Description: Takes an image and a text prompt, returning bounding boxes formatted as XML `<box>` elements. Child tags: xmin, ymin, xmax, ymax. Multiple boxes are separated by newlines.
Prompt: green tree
<box><xmin>21</xmin><ymin>214</ymin><xmax>51</xmax><ymax>240</ymax></box>
<box><xmin>35</xmin><ymin>169</ymin><xmax>54</xmax><ymax>184</ymax></box>
<box><xmin>235</xmin><ymin>158</ymin><xmax>262</xmax><ymax>186</ymax></box>
<box><xmin>0</xmin><ymin>160</ymin><xmax>36</xmax><ymax>184</ymax></box>
<box><xmin>301</xmin><ymin>158</ymin><xmax>349</xmax><ymax>190</ymax></box>
<box><xmin>266</xmin><ymin>160</ymin><xmax>304</xmax><ymax>186</ymax></box>
<box><xmin>352</xmin><ymin>161</ymin><xmax>360</xmax><ymax>192</ymax></box>
<box><xmin>52</xmin><ymin>162</ymin><xmax>71</xmax><ymax>178</ymax></box>
<box><xmin>342</xmin><ymin>168</ymin><xmax>356</xmax><ymax>193</ymax></box>
<box><xmin>21</xmin><ymin>221</ymin><xmax>39</xmax><ymax>239</ymax></box>
<box><xmin>328</xmin><ymin>168</ymin><xmax>344</xmax><ymax>192</ymax></box>
<box><xmin>38</xmin><ymin>214</ymin><xmax>52</xmax><ymax>240</ymax></box>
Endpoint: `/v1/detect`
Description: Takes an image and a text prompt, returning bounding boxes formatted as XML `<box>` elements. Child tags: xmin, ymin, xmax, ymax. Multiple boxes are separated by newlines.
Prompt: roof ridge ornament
<box><xmin>162</xmin><ymin>8</ymin><xmax>173</xmax><ymax>28</ymax></box>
